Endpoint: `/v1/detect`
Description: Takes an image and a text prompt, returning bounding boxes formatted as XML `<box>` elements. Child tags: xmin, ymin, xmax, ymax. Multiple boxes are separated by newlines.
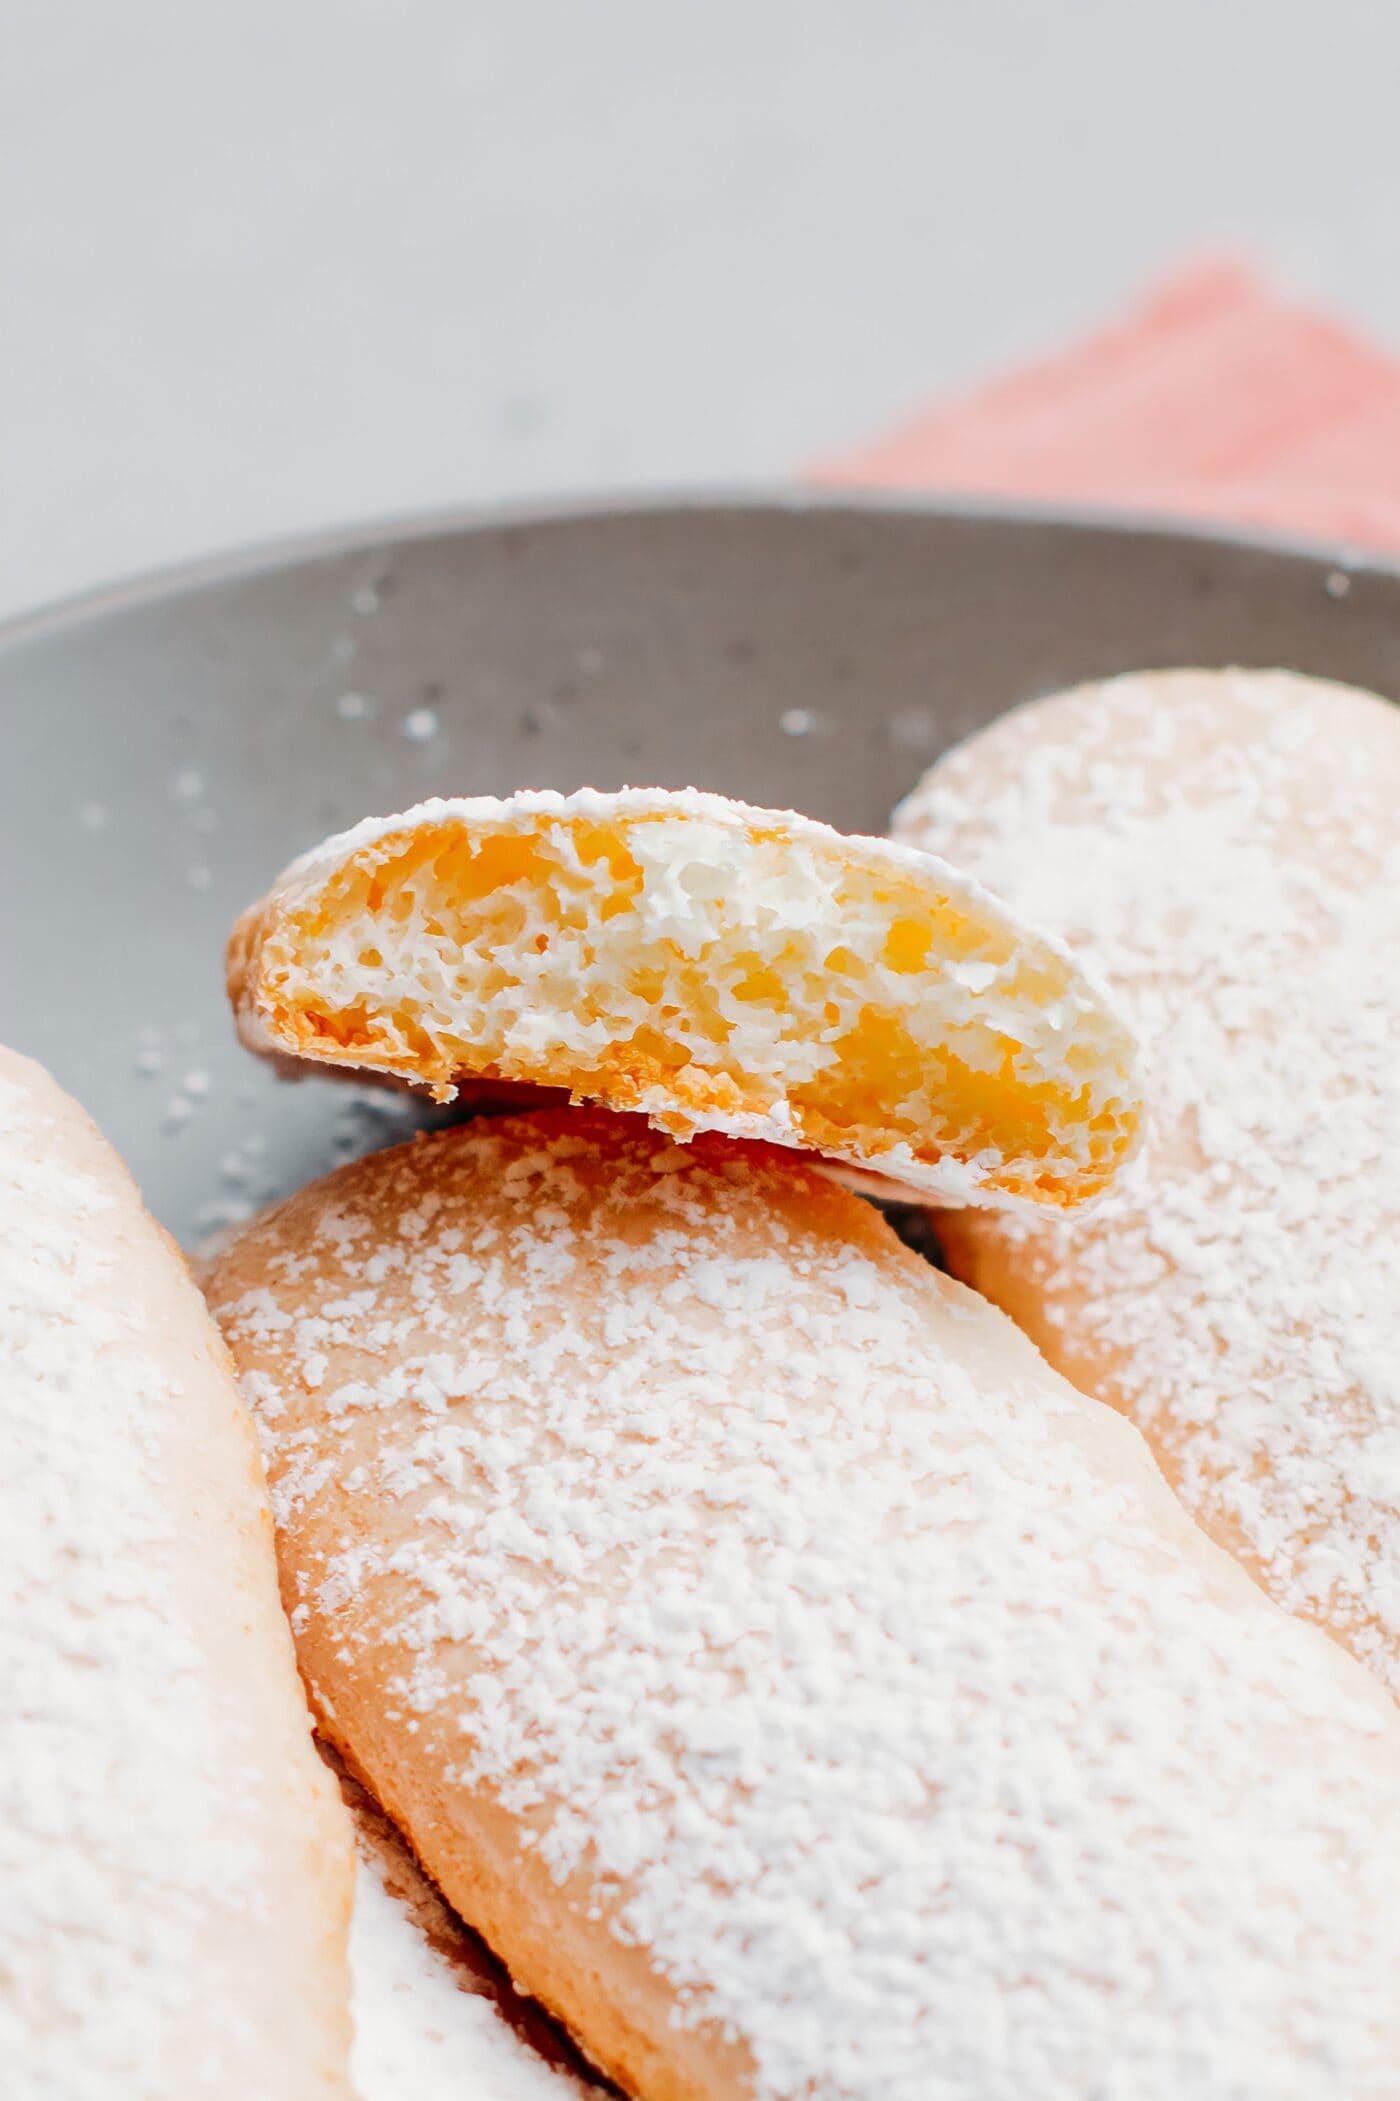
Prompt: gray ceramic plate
<box><xmin>3</xmin><ymin>496</ymin><xmax>1397</xmax><ymax>1245</ymax></box>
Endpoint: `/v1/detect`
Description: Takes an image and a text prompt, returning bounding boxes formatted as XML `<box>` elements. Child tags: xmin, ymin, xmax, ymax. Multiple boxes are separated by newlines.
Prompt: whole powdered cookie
<box><xmin>0</xmin><ymin>1048</ymin><xmax>355</xmax><ymax>2098</ymax></box>
<box><xmin>206</xmin><ymin>1108</ymin><xmax>1400</xmax><ymax>2101</ymax></box>
<box><xmin>893</xmin><ymin>667</ymin><xmax>1400</xmax><ymax>1694</ymax></box>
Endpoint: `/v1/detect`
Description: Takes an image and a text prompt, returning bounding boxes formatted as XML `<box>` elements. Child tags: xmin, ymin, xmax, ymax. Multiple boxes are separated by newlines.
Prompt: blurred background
<box><xmin>4</xmin><ymin>0</ymin><xmax>1397</xmax><ymax>621</ymax></box>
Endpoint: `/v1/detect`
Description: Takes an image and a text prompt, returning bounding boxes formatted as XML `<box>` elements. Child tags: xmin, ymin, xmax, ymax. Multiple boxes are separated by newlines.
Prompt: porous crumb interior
<box><xmin>261</xmin><ymin>811</ymin><xmax>1134</xmax><ymax>1201</ymax></box>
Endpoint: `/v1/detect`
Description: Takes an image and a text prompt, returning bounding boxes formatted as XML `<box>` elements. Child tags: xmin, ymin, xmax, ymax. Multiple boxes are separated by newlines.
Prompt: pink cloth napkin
<box><xmin>815</xmin><ymin>261</ymin><xmax>1400</xmax><ymax>554</ymax></box>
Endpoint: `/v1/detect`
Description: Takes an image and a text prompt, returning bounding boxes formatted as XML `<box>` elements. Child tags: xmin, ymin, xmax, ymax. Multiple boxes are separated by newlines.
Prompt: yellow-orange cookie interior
<box><xmin>228</xmin><ymin>786</ymin><xmax>1141</xmax><ymax>1210</ymax></box>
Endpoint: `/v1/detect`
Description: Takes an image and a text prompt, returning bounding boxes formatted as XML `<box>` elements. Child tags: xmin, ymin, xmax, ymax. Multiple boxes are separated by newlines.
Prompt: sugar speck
<box><xmin>1325</xmin><ymin>570</ymin><xmax>1352</xmax><ymax>600</ymax></box>
<box><xmin>187</xmin><ymin>864</ymin><xmax>213</xmax><ymax>892</ymax></box>
<box><xmin>402</xmin><ymin>708</ymin><xmax>439</xmax><ymax>744</ymax></box>
<box><xmin>337</xmin><ymin>691</ymin><xmax>374</xmax><ymax>723</ymax></box>
<box><xmin>779</xmin><ymin>708</ymin><xmax>821</xmax><ymax>738</ymax></box>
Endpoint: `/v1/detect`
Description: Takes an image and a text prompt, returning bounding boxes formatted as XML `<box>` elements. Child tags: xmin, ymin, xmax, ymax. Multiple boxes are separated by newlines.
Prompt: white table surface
<box><xmin>5</xmin><ymin>0</ymin><xmax>1398</xmax><ymax>623</ymax></box>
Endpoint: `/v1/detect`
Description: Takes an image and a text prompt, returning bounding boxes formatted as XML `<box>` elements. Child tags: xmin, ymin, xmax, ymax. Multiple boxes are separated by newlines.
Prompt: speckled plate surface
<box><xmin>3</xmin><ymin>497</ymin><xmax>1397</xmax><ymax>1244</ymax></box>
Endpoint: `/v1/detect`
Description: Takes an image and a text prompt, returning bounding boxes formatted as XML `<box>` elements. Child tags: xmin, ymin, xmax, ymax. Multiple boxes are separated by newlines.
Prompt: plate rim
<box><xmin>2</xmin><ymin>487</ymin><xmax>1395</xmax><ymax>658</ymax></box>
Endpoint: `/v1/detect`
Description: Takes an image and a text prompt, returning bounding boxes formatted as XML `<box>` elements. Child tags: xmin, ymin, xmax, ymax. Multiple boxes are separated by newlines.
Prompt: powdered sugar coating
<box><xmin>207</xmin><ymin>1111</ymin><xmax>1400</xmax><ymax>2101</ymax></box>
<box><xmin>0</xmin><ymin>1051</ymin><xmax>353</xmax><ymax>2097</ymax></box>
<box><xmin>229</xmin><ymin>784</ymin><xmax>1142</xmax><ymax>1211</ymax></box>
<box><xmin>268</xmin><ymin>784</ymin><xmax>1062</xmax><ymax>901</ymax></box>
<box><xmin>894</xmin><ymin>667</ymin><xmax>1400</xmax><ymax>1691</ymax></box>
<box><xmin>0</xmin><ymin>1083</ymin><xmax>249</xmax><ymax>2086</ymax></box>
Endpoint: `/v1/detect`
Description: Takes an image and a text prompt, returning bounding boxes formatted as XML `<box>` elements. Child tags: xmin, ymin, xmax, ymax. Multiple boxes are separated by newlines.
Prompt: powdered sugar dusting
<box><xmin>207</xmin><ymin>1111</ymin><xmax>1400</xmax><ymax>2100</ymax></box>
<box><xmin>0</xmin><ymin>1059</ymin><xmax>259</xmax><ymax>2086</ymax></box>
<box><xmin>893</xmin><ymin>667</ymin><xmax>1400</xmax><ymax>1691</ymax></box>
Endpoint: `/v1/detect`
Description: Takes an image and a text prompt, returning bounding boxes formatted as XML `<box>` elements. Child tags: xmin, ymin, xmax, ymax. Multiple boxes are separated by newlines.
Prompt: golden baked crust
<box><xmin>206</xmin><ymin>1107</ymin><xmax>1400</xmax><ymax>2101</ymax></box>
<box><xmin>227</xmin><ymin>785</ymin><xmax>1142</xmax><ymax>1210</ymax></box>
<box><xmin>895</xmin><ymin>667</ymin><xmax>1400</xmax><ymax>1692</ymax></box>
